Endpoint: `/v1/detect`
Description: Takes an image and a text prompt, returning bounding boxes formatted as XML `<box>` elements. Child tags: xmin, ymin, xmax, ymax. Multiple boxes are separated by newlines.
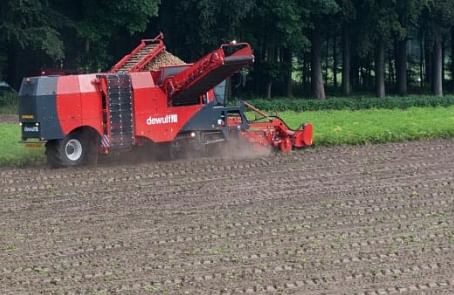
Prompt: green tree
<box><xmin>335</xmin><ymin>0</ymin><xmax>357</xmax><ymax>95</ymax></box>
<box><xmin>306</xmin><ymin>0</ymin><xmax>339</xmax><ymax>99</ymax></box>
<box><xmin>158</xmin><ymin>0</ymin><xmax>255</xmax><ymax>60</ymax></box>
<box><xmin>0</xmin><ymin>0</ymin><xmax>67</xmax><ymax>86</ymax></box>
<box><xmin>395</xmin><ymin>0</ymin><xmax>428</xmax><ymax>95</ymax></box>
<box><xmin>248</xmin><ymin>0</ymin><xmax>307</xmax><ymax>98</ymax></box>
<box><xmin>423</xmin><ymin>0</ymin><xmax>454</xmax><ymax>96</ymax></box>
<box><xmin>357</xmin><ymin>0</ymin><xmax>400</xmax><ymax>97</ymax></box>
<box><xmin>75</xmin><ymin>0</ymin><xmax>161</xmax><ymax>70</ymax></box>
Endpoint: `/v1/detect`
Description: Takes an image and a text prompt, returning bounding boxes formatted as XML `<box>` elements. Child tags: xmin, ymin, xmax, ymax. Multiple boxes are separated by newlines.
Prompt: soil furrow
<box><xmin>1</xmin><ymin>139</ymin><xmax>454</xmax><ymax>294</ymax></box>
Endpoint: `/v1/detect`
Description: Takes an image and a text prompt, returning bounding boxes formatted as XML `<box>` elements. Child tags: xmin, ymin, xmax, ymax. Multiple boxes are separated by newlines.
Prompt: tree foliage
<box><xmin>0</xmin><ymin>0</ymin><xmax>66</xmax><ymax>60</ymax></box>
<box><xmin>1</xmin><ymin>0</ymin><xmax>454</xmax><ymax>97</ymax></box>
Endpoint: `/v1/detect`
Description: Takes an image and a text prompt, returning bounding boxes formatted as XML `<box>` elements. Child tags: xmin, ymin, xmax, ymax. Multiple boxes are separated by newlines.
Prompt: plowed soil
<box><xmin>1</xmin><ymin>139</ymin><xmax>454</xmax><ymax>294</ymax></box>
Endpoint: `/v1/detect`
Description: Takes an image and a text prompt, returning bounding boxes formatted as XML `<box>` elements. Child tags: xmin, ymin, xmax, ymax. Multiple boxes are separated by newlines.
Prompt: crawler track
<box><xmin>1</xmin><ymin>139</ymin><xmax>454</xmax><ymax>294</ymax></box>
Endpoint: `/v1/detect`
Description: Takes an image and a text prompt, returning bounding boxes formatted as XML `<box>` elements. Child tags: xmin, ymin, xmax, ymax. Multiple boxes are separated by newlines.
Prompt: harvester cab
<box><xmin>18</xmin><ymin>34</ymin><xmax>312</xmax><ymax>167</ymax></box>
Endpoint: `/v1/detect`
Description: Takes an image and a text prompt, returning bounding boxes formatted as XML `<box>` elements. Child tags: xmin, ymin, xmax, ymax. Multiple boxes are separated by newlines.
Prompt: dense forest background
<box><xmin>1</xmin><ymin>0</ymin><xmax>454</xmax><ymax>99</ymax></box>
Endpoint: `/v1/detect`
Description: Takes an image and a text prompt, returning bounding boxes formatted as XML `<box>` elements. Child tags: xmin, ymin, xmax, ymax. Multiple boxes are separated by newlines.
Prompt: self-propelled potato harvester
<box><xmin>19</xmin><ymin>34</ymin><xmax>313</xmax><ymax>167</ymax></box>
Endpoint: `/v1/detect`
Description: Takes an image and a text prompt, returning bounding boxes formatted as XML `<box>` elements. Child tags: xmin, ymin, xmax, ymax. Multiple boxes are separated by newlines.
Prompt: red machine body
<box><xmin>19</xmin><ymin>35</ymin><xmax>313</xmax><ymax>167</ymax></box>
<box><xmin>54</xmin><ymin>72</ymin><xmax>209</xmax><ymax>142</ymax></box>
<box><xmin>228</xmin><ymin>102</ymin><xmax>313</xmax><ymax>153</ymax></box>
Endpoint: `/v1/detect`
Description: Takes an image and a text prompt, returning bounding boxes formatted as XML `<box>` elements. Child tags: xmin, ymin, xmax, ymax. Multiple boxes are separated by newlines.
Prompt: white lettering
<box><xmin>146</xmin><ymin>114</ymin><xmax>178</xmax><ymax>125</ymax></box>
<box><xmin>24</xmin><ymin>126</ymin><xmax>39</xmax><ymax>132</ymax></box>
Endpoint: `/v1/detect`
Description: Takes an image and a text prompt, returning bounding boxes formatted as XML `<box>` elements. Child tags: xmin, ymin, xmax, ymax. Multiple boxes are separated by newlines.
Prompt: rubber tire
<box><xmin>46</xmin><ymin>132</ymin><xmax>98</xmax><ymax>168</ymax></box>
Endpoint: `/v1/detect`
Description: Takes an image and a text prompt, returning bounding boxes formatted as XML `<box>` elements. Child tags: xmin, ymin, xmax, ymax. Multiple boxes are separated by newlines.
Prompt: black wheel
<box><xmin>45</xmin><ymin>131</ymin><xmax>98</xmax><ymax>168</ymax></box>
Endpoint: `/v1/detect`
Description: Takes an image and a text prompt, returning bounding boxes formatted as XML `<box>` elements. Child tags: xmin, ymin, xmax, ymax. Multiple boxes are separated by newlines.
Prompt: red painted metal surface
<box><xmin>129</xmin><ymin>72</ymin><xmax>204</xmax><ymax>143</ymax></box>
<box><xmin>56</xmin><ymin>74</ymin><xmax>103</xmax><ymax>137</ymax></box>
<box><xmin>162</xmin><ymin>43</ymin><xmax>254</xmax><ymax>105</ymax></box>
<box><xmin>235</xmin><ymin>102</ymin><xmax>313</xmax><ymax>152</ymax></box>
<box><xmin>79</xmin><ymin>74</ymin><xmax>104</xmax><ymax>135</ymax></box>
<box><xmin>239</xmin><ymin>119</ymin><xmax>313</xmax><ymax>152</ymax></box>
<box><xmin>56</xmin><ymin>75</ymin><xmax>82</xmax><ymax>135</ymax></box>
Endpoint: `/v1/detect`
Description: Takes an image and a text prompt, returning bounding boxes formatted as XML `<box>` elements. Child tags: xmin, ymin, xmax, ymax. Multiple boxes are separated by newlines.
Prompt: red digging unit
<box><xmin>18</xmin><ymin>34</ymin><xmax>313</xmax><ymax>167</ymax></box>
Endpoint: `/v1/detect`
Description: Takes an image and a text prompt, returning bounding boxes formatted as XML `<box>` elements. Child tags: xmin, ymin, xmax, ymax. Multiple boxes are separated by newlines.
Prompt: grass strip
<box><xmin>1</xmin><ymin>106</ymin><xmax>454</xmax><ymax>166</ymax></box>
<box><xmin>279</xmin><ymin>106</ymin><xmax>454</xmax><ymax>145</ymax></box>
<box><xmin>0</xmin><ymin>123</ymin><xmax>44</xmax><ymax>166</ymax></box>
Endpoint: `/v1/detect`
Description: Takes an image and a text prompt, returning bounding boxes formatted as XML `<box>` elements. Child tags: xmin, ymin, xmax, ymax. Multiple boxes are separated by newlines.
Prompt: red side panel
<box><xmin>56</xmin><ymin>76</ymin><xmax>82</xmax><ymax>135</ymax></box>
<box><xmin>56</xmin><ymin>74</ymin><xmax>103</xmax><ymax>136</ymax></box>
<box><xmin>130</xmin><ymin>72</ymin><xmax>203</xmax><ymax>142</ymax></box>
<box><xmin>79</xmin><ymin>74</ymin><xmax>103</xmax><ymax>136</ymax></box>
<box><xmin>56</xmin><ymin>72</ymin><xmax>206</xmax><ymax>143</ymax></box>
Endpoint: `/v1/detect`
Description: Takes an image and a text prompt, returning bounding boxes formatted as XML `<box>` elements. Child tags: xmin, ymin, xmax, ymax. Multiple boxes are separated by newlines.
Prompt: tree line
<box><xmin>1</xmin><ymin>0</ymin><xmax>454</xmax><ymax>99</ymax></box>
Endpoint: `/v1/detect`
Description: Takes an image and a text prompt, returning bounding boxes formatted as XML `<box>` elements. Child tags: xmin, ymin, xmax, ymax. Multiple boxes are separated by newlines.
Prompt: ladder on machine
<box><xmin>102</xmin><ymin>74</ymin><xmax>134</xmax><ymax>150</ymax></box>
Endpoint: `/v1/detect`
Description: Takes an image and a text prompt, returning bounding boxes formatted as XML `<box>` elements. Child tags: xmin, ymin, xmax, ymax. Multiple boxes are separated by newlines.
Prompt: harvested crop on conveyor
<box><xmin>146</xmin><ymin>51</ymin><xmax>186</xmax><ymax>70</ymax></box>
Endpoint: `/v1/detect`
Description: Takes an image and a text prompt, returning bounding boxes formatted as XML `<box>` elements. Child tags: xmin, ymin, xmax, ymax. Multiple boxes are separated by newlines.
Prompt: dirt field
<box><xmin>0</xmin><ymin>114</ymin><xmax>17</xmax><ymax>124</ymax></box>
<box><xmin>1</xmin><ymin>139</ymin><xmax>454</xmax><ymax>294</ymax></box>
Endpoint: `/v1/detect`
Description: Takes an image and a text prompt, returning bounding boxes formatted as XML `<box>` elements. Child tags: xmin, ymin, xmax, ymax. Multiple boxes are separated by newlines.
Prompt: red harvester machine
<box><xmin>19</xmin><ymin>34</ymin><xmax>312</xmax><ymax>167</ymax></box>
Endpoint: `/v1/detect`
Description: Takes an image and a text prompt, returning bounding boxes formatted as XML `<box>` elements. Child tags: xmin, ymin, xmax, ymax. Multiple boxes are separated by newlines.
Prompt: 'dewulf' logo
<box><xmin>24</xmin><ymin>126</ymin><xmax>39</xmax><ymax>132</ymax></box>
<box><xmin>146</xmin><ymin>114</ymin><xmax>178</xmax><ymax>125</ymax></box>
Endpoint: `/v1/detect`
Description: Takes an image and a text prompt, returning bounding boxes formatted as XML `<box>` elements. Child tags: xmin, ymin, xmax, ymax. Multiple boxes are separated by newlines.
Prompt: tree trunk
<box><xmin>387</xmin><ymin>54</ymin><xmax>393</xmax><ymax>88</ymax></box>
<box><xmin>311</xmin><ymin>21</ymin><xmax>326</xmax><ymax>99</ymax></box>
<box><xmin>389</xmin><ymin>48</ymin><xmax>396</xmax><ymax>88</ymax></box>
<box><xmin>6</xmin><ymin>45</ymin><xmax>19</xmax><ymax>89</ymax></box>
<box><xmin>375</xmin><ymin>40</ymin><xmax>386</xmax><ymax>98</ymax></box>
<box><xmin>333</xmin><ymin>36</ymin><xmax>338</xmax><ymax>89</ymax></box>
<box><xmin>302</xmin><ymin>53</ymin><xmax>310</xmax><ymax>88</ymax></box>
<box><xmin>342</xmin><ymin>25</ymin><xmax>352</xmax><ymax>96</ymax></box>
<box><xmin>425</xmin><ymin>39</ymin><xmax>433</xmax><ymax>89</ymax></box>
<box><xmin>84</xmin><ymin>39</ymin><xmax>89</xmax><ymax>53</ymax></box>
<box><xmin>266</xmin><ymin>81</ymin><xmax>272</xmax><ymax>99</ymax></box>
<box><xmin>324</xmin><ymin>37</ymin><xmax>328</xmax><ymax>84</ymax></box>
<box><xmin>451</xmin><ymin>27</ymin><xmax>454</xmax><ymax>91</ymax></box>
<box><xmin>442</xmin><ymin>39</ymin><xmax>446</xmax><ymax>85</ymax></box>
<box><xmin>264</xmin><ymin>46</ymin><xmax>275</xmax><ymax>98</ymax></box>
<box><xmin>283</xmin><ymin>47</ymin><xmax>293</xmax><ymax>97</ymax></box>
<box><xmin>396</xmin><ymin>39</ymin><xmax>408</xmax><ymax>96</ymax></box>
<box><xmin>420</xmin><ymin>34</ymin><xmax>425</xmax><ymax>89</ymax></box>
<box><xmin>360</xmin><ymin>66</ymin><xmax>366</xmax><ymax>89</ymax></box>
<box><xmin>433</xmin><ymin>35</ymin><xmax>443</xmax><ymax>96</ymax></box>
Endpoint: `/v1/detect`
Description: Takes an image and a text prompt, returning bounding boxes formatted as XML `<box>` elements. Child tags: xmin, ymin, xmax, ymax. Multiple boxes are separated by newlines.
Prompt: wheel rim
<box><xmin>65</xmin><ymin>139</ymin><xmax>83</xmax><ymax>161</ymax></box>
